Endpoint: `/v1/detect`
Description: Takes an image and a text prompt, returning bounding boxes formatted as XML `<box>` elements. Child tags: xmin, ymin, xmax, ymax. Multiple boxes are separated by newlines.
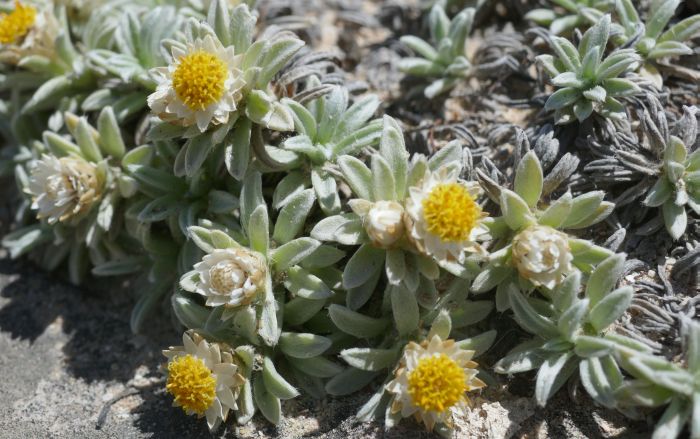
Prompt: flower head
<box><xmin>0</xmin><ymin>1</ymin><xmax>35</xmax><ymax>44</ymax></box>
<box><xmin>405</xmin><ymin>168</ymin><xmax>488</xmax><ymax>262</ymax></box>
<box><xmin>148</xmin><ymin>34</ymin><xmax>245</xmax><ymax>132</ymax></box>
<box><xmin>0</xmin><ymin>1</ymin><xmax>59</xmax><ymax>65</ymax></box>
<box><xmin>351</xmin><ymin>200</ymin><xmax>405</xmax><ymax>248</ymax></box>
<box><xmin>386</xmin><ymin>335</ymin><xmax>485</xmax><ymax>431</ymax></box>
<box><xmin>163</xmin><ymin>331</ymin><xmax>245</xmax><ymax>430</ymax></box>
<box><xmin>27</xmin><ymin>154</ymin><xmax>103</xmax><ymax>224</ymax></box>
<box><xmin>185</xmin><ymin>247</ymin><xmax>266</xmax><ymax>309</ymax></box>
<box><xmin>511</xmin><ymin>225</ymin><xmax>573</xmax><ymax>289</ymax></box>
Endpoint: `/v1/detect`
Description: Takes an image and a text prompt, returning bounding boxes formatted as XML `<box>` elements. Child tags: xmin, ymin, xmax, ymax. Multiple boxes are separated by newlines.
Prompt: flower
<box><xmin>511</xmin><ymin>225</ymin><xmax>573</xmax><ymax>289</ymax></box>
<box><xmin>405</xmin><ymin>167</ymin><xmax>488</xmax><ymax>262</ymax></box>
<box><xmin>163</xmin><ymin>331</ymin><xmax>245</xmax><ymax>430</ymax></box>
<box><xmin>0</xmin><ymin>1</ymin><xmax>59</xmax><ymax>65</ymax></box>
<box><xmin>350</xmin><ymin>199</ymin><xmax>405</xmax><ymax>248</ymax></box>
<box><xmin>386</xmin><ymin>335</ymin><xmax>485</xmax><ymax>431</ymax></box>
<box><xmin>184</xmin><ymin>247</ymin><xmax>266</xmax><ymax>309</ymax></box>
<box><xmin>147</xmin><ymin>34</ymin><xmax>246</xmax><ymax>132</ymax></box>
<box><xmin>27</xmin><ymin>154</ymin><xmax>103</xmax><ymax>224</ymax></box>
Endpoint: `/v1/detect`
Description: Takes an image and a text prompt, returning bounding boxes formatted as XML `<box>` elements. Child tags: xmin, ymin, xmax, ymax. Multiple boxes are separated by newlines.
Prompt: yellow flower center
<box><xmin>407</xmin><ymin>354</ymin><xmax>468</xmax><ymax>413</ymax></box>
<box><xmin>166</xmin><ymin>354</ymin><xmax>217</xmax><ymax>415</ymax></box>
<box><xmin>172</xmin><ymin>50</ymin><xmax>227</xmax><ymax>111</ymax></box>
<box><xmin>422</xmin><ymin>182</ymin><xmax>481</xmax><ymax>242</ymax></box>
<box><xmin>0</xmin><ymin>1</ymin><xmax>36</xmax><ymax>44</ymax></box>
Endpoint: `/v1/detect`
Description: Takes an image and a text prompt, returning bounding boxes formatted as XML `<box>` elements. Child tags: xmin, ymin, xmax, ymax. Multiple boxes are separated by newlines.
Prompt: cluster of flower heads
<box><xmin>0</xmin><ymin>0</ymin><xmax>698</xmax><ymax>437</ymax></box>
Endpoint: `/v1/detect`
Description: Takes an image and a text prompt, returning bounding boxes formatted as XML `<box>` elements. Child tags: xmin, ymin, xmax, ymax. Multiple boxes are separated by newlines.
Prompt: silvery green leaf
<box><xmin>317</xmin><ymin>86</ymin><xmax>348</xmax><ymax>143</ymax></box>
<box><xmin>270</xmin><ymin>238</ymin><xmax>320</xmax><ymax>272</ymax></box>
<box><xmin>74</xmin><ymin>118</ymin><xmax>102</xmax><ymax>163</ymax></box>
<box><xmin>398</xmin><ymin>58</ymin><xmax>443</xmax><ymax>76</ymax></box>
<box><xmin>510</xmin><ymin>289</ymin><xmax>559</xmax><ymax>338</ymax></box>
<box><xmin>235</xmin><ymin>380</ymin><xmax>255</xmax><ymax>424</ymax></box>
<box><xmin>253</xmin><ymin>375</ymin><xmax>281</xmax><ymax>425</ymax></box>
<box><xmin>665</xmin><ymin>136</ymin><xmax>688</xmax><ymax>166</ymax></box>
<box><xmin>338</xmin><ymin>155</ymin><xmax>373</xmax><ymax>200</ymax></box>
<box><xmin>561</xmin><ymin>191</ymin><xmax>605</xmax><ymax>228</ymax></box>
<box><xmin>537</xmin><ymin>54</ymin><xmax>561</xmax><ymax>77</ymax></box>
<box><xmin>514</xmin><ymin>151</ymin><xmax>543</xmax><ymax>208</ymax></box>
<box><xmin>391</xmin><ymin>284</ymin><xmax>419</xmax><ymax>336</ymax></box>
<box><xmin>97</xmin><ymin>107</ymin><xmax>125</xmax><ymax>159</ymax></box>
<box><xmin>545</xmin><ymin>88</ymin><xmax>580</xmax><ymax>112</ymax></box>
<box><xmin>451</xmin><ymin>300</ymin><xmax>494</xmax><ymax>328</ymax></box>
<box><xmin>539</xmin><ymin>192</ymin><xmax>573</xmax><ymax>228</ymax></box>
<box><xmin>171</xmin><ymin>293</ymin><xmax>210</xmax><ymax>330</ymax></box>
<box><xmin>273</xmin><ymin>189</ymin><xmax>315</xmax><ymax>244</ymax></box>
<box><xmin>328</xmin><ymin>304</ymin><xmax>389</xmax><ymax>338</ymax></box>
<box><xmin>424</xmin><ymin>77</ymin><xmax>458</xmax><ymax>98</ymax></box>
<box><xmin>230</xmin><ymin>4</ymin><xmax>255</xmax><ymax>52</ymax></box>
<box><xmin>284</xmin><ymin>297</ymin><xmax>326</xmax><ymax>326</ymax></box>
<box><xmin>471</xmin><ymin>263</ymin><xmax>512</xmax><ymax>294</ymax></box>
<box><xmin>494</xmin><ymin>339</ymin><xmax>546</xmax><ymax>373</ymax></box>
<box><xmin>428</xmin><ymin>140</ymin><xmax>463</xmax><ymax>172</ymax></box>
<box><xmin>415</xmin><ymin>253</ymin><xmax>440</xmax><ymax>280</ymax></box>
<box><xmin>535</xmin><ymin>351</ymin><xmax>579</xmax><ymax>406</ymax></box>
<box><xmin>332</xmin><ymin>121</ymin><xmax>382</xmax><ymax>158</ymax></box>
<box><xmin>400</xmin><ymin>35</ymin><xmax>438</xmax><ymax>61</ymax></box>
<box><xmin>342</xmin><ymin>244</ymin><xmax>385</xmax><ymax>289</ymax></box>
<box><xmin>429</xmin><ymin>3</ymin><xmax>450</xmax><ymax>41</ymax></box>
<box><xmin>370</xmin><ymin>153</ymin><xmax>396</xmax><ymax>201</ymax></box>
<box><xmin>558</xmin><ymin>298</ymin><xmax>590</xmax><ymax>342</ymax></box>
<box><xmin>693</xmin><ymin>392</ymin><xmax>700</xmax><ymax>439</ymax></box>
<box><xmin>92</xmin><ymin>258</ymin><xmax>147</xmax><ymax>276</ymax></box>
<box><xmin>43</xmin><ymin>132</ymin><xmax>81</xmax><ymax>157</ymax></box>
<box><xmin>660</xmin><ymin>15</ymin><xmax>700</xmax><ymax>43</ymax></box>
<box><xmin>456</xmin><ymin>330</ymin><xmax>497</xmax><ymax>358</ymax></box>
<box><xmin>500</xmin><ymin>189</ymin><xmax>535</xmax><ymax>231</ymax></box>
<box><xmin>615</xmin><ymin>381</ymin><xmax>673</xmax><ymax>408</ymax></box>
<box><xmin>279</xmin><ymin>332</ymin><xmax>332</xmax><ymax>359</ymax></box>
<box><xmin>284</xmin><ymin>266</ymin><xmax>332</xmax><ymax>299</ymax></box>
<box><xmin>552</xmin><ymin>72</ymin><xmax>583</xmax><ymax>88</ymax></box>
<box><xmin>579</xmin><ymin>14</ymin><xmax>610</xmax><ymax>58</ymax></box>
<box><xmin>259</xmin><ymin>277</ymin><xmax>279</xmax><ymax>346</ymax></box>
<box><xmin>311</xmin><ymin>169</ymin><xmax>340</xmax><ymax>216</ymax></box>
<box><xmin>207</xmin><ymin>0</ymin><xmax>232</xmax><ymax>46</ymax></box>
<box><xmin>566</xmin><ymin>201</ymin><xmax>614</xmax><ymax>229</ymax></box>
<box><xmin>246</xmin><ymin>90</ymin><xmax>294</xmax><ymax>131</ymax></box>
<box><xmin>580</xmin><ymin>46</ymin><xmax>601</xmax><ymax>80</ymax></box>
<box><xmin>325</xmin><ymin>367</ymin><xmax>379</xmax><ymax>396</ymax></box>
<box><xmin>554</xmin><ymin>271</ymin><xmax>581</xmax><ymax>313</ymax></box>
<box><xmin>684</xmin><ymin>319</ymin><xmax>700</xmax><ymax>374</ymax></box>
<box><xmin>346</xmin><ymin>269</ymin><xmax>382</xmax><ymax>311</ymax></box>
<box><xmin>138</xmin><ymin>194</ymin><xmax>179</xmax><ymax>222</ymax></box>
<box><xmin>550</xmin><ymin>15</ymin><xmax>579</xmax><ymax>35</ymax></box>
<box><xmin>188</xmin><ymin>226</ymin><xmax>215</xmax><ymax>253</ymax></box>
<box><xmin>652</xmin><ymin>398</ymin><xmax>690</xmax><ymax>439</ymax></box>
<box><xmin>663</xmin><ymin>201</ymin><xmax>687</xmax><ymax>240</ymax></box>
<box><xmin>525</xmin><ymin>8</ymin><xmax>556</xmax><ymax>24</ymax></box>
<box><xmin>129</xmin><ymin>165</ymin><xmax>186</xmax><ymax>195</ymax></box>
<box><xmin>586</xmin><ymin>253</ymin><xmax>625</xmax><ymax>306</ymax></box>
<box><xmin>225</xmin><ymin>118</ymin><xmax>252</xmax><ymax>179</ymax></box>
<box><xmin>282</xmin><ymin>98</ymin><xmax>317</xmax><ymax>138</ymax></box>
<box><xmin>300</xmin><ymin>245</ymin><xmax>345</xmax><ymax>269</ymax></box>
<box><xmin>208</xmin><ymin>190</ymin><xmax>239</xmax><ymax>214</ymax></box>
<box><xmin>232</xmin><ymin>305</ymin><xmax>257</xmax><ymax>343</ymax></box>
<box><xmin>332</xmin><ymin>95</ymin><xmax>380</xmax><ymax>143</ymax></box>
<box><xmin>589</xmin><ymin>286</ymin><xmax>633</xmax><ymax>332</ymax></box>
<box><xmin>596</xmin><ymin>49</ymin><xmax>640</xmax><ymax>79</ymax></box>
<box><xmin>240</xmin><ymin>171</ymin><xmax>264</xmax><ymax>234</ymax></box>
<box><xmin>340</xmin><ymin>348</ymin><xmax>397</xmax><ymax>372</ymax></box>
<box><xmin>288</xmin><ymin>356</ymin><xmax>343</xmax><ymax>378</ymax></box>
<box><xmin>382</xmin><ymin>249</ymin><xmax>404</xmax><ymax>286</ymax></box>
<box><xmin>646</xmin><ymin>0</ymin><xmax>681</xmax><ymax>40</ymax></box>
<box><xmin>379</xmin><ymin>116</ymin><xmax>408</xmax><ymax>198</ymax></box>
<box><xmin>257</xmin><ymin>36</ymin><xmax>305</xmax><ymax>88</ymax></box>
<box><xmin>145</xmin><ymin>121</ymin><xmax>187</xmax><ymax>142</ymax></box>
<box><xmin>356</xmin><ymin>390</ymin><xmax>390</xmax><ymax>422</ymax></box>
<box><xmin>311</xmin><ymin>214</ymin><xmax>356</xmax><ymax>242</ymax></box>
<box><xmin>272</xmin><ymin>171</ymin><xmax>307</xmax><ymax>209</ymax></box>
<box><xmin>182</xmin><ymin>132</ymin><xmax>212</xmax><ymax>177</ymax></box>
<box><xmin>448</xmin><ymin>7</ymin><xmax>474</xmax><ymax>56</ymax></box>
<box><xmin>649</xmin><ymin>41</ymin><xmax>693</xmax><ymax>59</ymax></box>
<box><xmin>551</xmin><ymin>36</ymin><xmax>581</xmax><ymax>71</ymax></box>
<box><xmin>603</xmin><ymin>78</ymin><xmax>641</xmax><ymax>97</ymax></box>
<box><xmin>582</xmin><ymin>85</ymin><xmax>606</xmax><ymax>103</ymax></box>
<box><xmin>579</xmin><ymin>357</ymin><xmax>617</xmax><ymax>408</ymax></box>
<box><xmin>248</xmin><ymin>204</ymin><xmax>269</xmax><ymax>255</ymax></box>
<box><xmin>22</xmin><ymin>75</ymin><xmax>71</xmax><ymax>114</ymax></box>
<box><xmin>428</xmin><ymin>309</ymin><xmax>452</xmax><ymax>340</ymax></box>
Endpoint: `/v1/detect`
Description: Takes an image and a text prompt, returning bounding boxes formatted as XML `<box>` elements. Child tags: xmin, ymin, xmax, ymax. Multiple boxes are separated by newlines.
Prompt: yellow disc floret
<box><xmin>172</xmin><ymin>50</ymin><xmax>227</xmax><ymax>111</ymax></box>
<box><xmin>0</xmin><ymin>1</ymin><xmax>36</xmax><ymax>44</ymax></box>
<box><xmin>422</xmin><ymin>182</ymin><xmax>481</xmax><ymax>242</ymax></box>
<box><xmin>166</xmin><ymin>354</ymin><xmax>217</xmax><ymax>415</ymax></box>
<box><xmin>407</xmin><ymin>353</ymin><xmax>468</xmax><ymax>413</ymax></box>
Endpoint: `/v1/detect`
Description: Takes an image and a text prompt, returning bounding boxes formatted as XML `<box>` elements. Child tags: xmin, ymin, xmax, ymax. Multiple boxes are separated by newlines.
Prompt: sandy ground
<box><xmin>0</xmin><ymin>249</ymin><xmax>655</xmax><ymax>439</ymax></box>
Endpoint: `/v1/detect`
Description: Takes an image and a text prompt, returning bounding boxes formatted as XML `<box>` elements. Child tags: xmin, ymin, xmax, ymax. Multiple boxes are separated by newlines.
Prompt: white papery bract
<box><xmin>351</xmin><ymin>199</ymin><xmax>406</xmax><ymax>248</ymax></box>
